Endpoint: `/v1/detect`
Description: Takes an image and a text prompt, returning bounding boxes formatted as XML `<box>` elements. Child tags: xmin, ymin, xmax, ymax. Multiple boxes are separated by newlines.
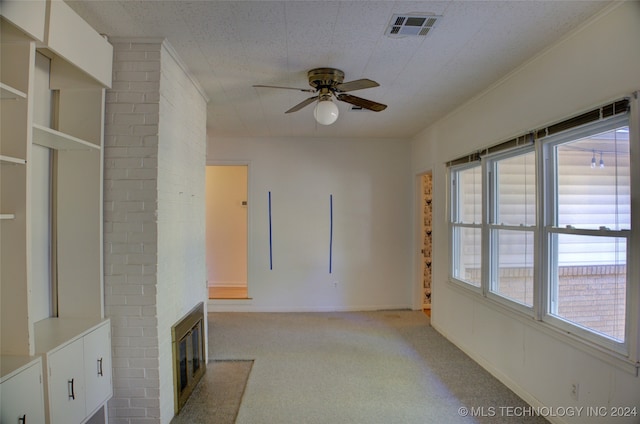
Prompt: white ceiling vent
<box><xmin>386</xmin><ymin>14</ymin><xmax>441</xmax><ymax>37</ymax></box>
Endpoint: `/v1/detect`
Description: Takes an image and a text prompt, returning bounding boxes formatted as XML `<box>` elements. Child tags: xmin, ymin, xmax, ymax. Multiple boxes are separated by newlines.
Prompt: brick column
<box><xmin>104</xmin><ymin>37</ymin><xmax>207</xmax><ymax>424</ymax></box>
<box><xmin>104</xmin><ymin>38</ymin><xmax>163</xmax><ymax>423</ymax></box>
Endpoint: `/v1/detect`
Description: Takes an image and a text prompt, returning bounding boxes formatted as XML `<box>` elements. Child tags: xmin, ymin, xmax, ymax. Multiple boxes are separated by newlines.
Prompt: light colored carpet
<box><xmin>206</xmin><ymin>310</ymin><xmax>548</xmax><ymax>424</ymax></box>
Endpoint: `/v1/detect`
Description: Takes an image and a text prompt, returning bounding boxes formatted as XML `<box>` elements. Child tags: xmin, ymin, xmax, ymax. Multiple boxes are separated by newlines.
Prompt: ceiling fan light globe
<box><xmin>314</xmin><ymin>100</ymin><xmax>339</xmax><ymax>125</ymax></box>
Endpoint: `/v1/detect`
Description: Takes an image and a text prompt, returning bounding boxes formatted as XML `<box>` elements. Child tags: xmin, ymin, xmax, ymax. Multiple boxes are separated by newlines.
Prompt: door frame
<box><xmin>414</xmin><ymin>169</ymin><xmax>433</xmax><ymax>311</ymax></box>
<box><xmin>206</xmin><ymin>160</ymin><xmax>251</xmax><ymax>296</ymax></box>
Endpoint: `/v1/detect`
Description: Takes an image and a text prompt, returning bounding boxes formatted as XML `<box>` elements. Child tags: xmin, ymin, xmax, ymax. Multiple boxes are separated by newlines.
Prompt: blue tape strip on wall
<box><xmin>269</xmin><ymin>191</ymin><xmax>273</xmax><ymax>270</ymax></box>
<box><xmin>329</xmin><ymin>194</ymin><xmax>333</xmax><ymax>274</ymax></box>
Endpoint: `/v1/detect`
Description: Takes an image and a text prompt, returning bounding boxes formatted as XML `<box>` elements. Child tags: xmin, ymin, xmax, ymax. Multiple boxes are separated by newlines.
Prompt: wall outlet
<box><xmin>571</xmin><ymin>383</ymin><xmax>580</xmax><ymax>401</ymax></box>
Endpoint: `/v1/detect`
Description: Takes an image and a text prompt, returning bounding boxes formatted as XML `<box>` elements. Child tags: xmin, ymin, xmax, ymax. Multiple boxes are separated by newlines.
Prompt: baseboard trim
<box><xmin>206</xmin><ymin>302</ymin><xmax>412</xmax><ymax>313</ymax></box>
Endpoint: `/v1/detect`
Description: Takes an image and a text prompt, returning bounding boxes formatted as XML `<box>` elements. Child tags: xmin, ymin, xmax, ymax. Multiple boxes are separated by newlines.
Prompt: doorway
<box><xmin>419</xmin><ymin>172</ymin><xmax>433</xmax><ymax>315</ymax></box>
<box><xmin>205</xmin><ymin>165</ymin><xmax>249</xmax><ymax>299</ymax></box>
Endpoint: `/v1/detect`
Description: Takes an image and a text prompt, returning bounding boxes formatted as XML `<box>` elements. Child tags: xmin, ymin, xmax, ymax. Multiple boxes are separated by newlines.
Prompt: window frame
<box><xmin>540</xmin><ymin>115</ymin><xmax>631</xmax><ymax>354</ymax></box>
<box><xmin>484</xmin><ymin>146</ymin><xmax>538</xmax><ymax>316</ymax></box>
<box><xmin>446</xmin><ymin>100</ymin><xmax>637</xmax><ymax>362</ymax></box>
<box><xmin>449</xmin><ymin>162</ymin><xmax>483</xmax><ymax>292</ymax></box>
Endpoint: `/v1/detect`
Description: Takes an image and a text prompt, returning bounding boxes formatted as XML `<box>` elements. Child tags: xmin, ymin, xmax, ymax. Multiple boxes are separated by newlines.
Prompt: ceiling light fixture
<box><xmin>313</xmin><ymin>94</ymin><xmax>339</xmax><ymax>125</ymax></box>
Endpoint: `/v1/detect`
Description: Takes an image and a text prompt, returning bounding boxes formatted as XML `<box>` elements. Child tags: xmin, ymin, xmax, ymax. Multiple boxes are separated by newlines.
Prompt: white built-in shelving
<box><xmin>32</xmin><ymin>123</ymin><xmax>100</xmax><ymax>151</ymax></box>
<box><xmin>0</xmin><ymin>82</ymin><xmax>27</xmax><ymax>100</ymax></box>
<box><xmin>1</xmin><ymin>2</ymin><xmax>113</xmax><ymax>422</ymax></box>
<box><xmin>0</xmin><ymin>149</ymin><xmax>24</xmax><ymax>223</ymax></box>
<box><xmin>0</xmin><ymin>154</ymin><xmax>27</xmax><ymax>165</ymax></box>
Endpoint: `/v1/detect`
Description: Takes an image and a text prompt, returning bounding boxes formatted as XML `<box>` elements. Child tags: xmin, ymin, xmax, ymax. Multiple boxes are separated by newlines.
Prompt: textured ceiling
<box><xmin>67</xmin><ymin>0</ymin><xmax>612</xmax><ymax>139</ymax></box>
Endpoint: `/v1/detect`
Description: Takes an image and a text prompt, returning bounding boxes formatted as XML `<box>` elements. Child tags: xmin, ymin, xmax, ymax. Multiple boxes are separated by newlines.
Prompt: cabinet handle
<box><xmin>68</xmin><ymin>378</ymin><xmax>75</xmax><ymax>400</ymax></box>
<box><xmin>98</xmin><ymin>357</ymin><xmax>103</xmax><ymax>376</ymax></box>
<box><xmin>18</xmin><ymin>414</ymin><xmax>26</xmax><ymax>424</ymax></box>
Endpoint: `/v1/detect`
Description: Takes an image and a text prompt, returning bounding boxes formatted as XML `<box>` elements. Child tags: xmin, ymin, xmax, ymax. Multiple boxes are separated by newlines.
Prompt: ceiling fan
<box><xmin>253</xmin><ymin>68</ymin><xmax>387</xmax><ymax>125</ymax></box>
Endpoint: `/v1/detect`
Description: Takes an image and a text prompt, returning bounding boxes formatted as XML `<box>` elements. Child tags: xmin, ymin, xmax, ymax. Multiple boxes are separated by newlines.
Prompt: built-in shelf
<box><xmin>0</xmin><ymin>82</ymin><xmax>27</xmax><ymax>100</ymax></box>
<box><xmin>34</xmin><ymin>317</ymin><xmax>105</xmax><ymax>354</ymax></box>
<box><xmin>0</xmin><ymin>355</ymin><xmax>42</xmax><ymax>382</ymax></box>
<box><xmin>0</xmin><ymin>155</ymin><xmax>27</xmax><ymax>165</ymax></box>
<box><xmin>32</xmin><ymin>124</ymin><xmax>99</xmax><ymax>151</ymax></box>
<box><xmin>0</xmin><ymin>214</ymin><xmax>16</xmax><ymax>220</ymax></box>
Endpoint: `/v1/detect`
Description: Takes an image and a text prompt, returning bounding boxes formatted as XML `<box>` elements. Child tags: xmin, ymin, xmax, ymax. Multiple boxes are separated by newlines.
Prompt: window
<box><xmin>447</xmin><ymin>99</ymin><xmax>633</xmax><ymax>354</ymax></box>
<box><xmin>488</xmin><ymin>149</ymin><xmax>536</xmax><ymax>307</ymax></box>
<box><xmin>544</xmin><ymin>119</ymin><xmax>630</xmax><ymax>344</ymax></box>
<box><xmin>450</xmin><ymin>164</ymin><xmax>482</xmax><ymax>287</ymax></box>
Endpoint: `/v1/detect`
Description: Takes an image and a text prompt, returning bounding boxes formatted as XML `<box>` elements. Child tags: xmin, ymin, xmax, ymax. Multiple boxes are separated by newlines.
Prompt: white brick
<box><xmin>107</xmin><ymin>103</ymin><xmax>136</xmax><ymax>114</ymax></box>
<box><xmin>113</xmin><ymin>407</ymin><xmax>148</xmax><ymax>417</ymax></box>
<box><xmin>125</xmin><ymin>294</ymin><xmax>156</xmax><ymax>306</ymax></box>
<box><xmin>130</xmin><ymin>42</ymin><xmax>161</xmax><ymax>51</ymax></box>
<box><xmin>130</xmin><ymin>398</ymin><xmax>159</xmax><ymax>408</ymax></box>
<box><xmin>115</xmin><ymin>51</ymin><xmax>148</xmax><ymax>61</ymax></box>
<box><xmin>128</xmin><ymin>358</ymin><xmax>159</xmax><ymax>369</ymax></box>
<box><xmin>134</xmin><ymin>103</ymin><xmax>160</xmax><ymax>114</ymax></box>
<box><xmin>110</xmin><ymin>81</ymin><xmax>131</xmax><ymax>91</ymax></box>
<box><xmin>109</xmin><ymin>305</ymin><xmax>144</xmax><ymax>316</ymax></box>
<box><xmin>144</xmin><ymin>348</ymin><xmax>159</xmax><ymax>359</ymax></box>
<box><xmin>114</xmin><ymin>113</ymin><xmax>146</xmax><ymax>125</ymax></box>
<box><xmin>114</xmin><ymin>347</ymin><xmax>146</xmax><ymax>358</ymax></box>
<box><xmin>130</xmin><ymin>81</ymin><xmax>160</xmax><ymax>92</ymax></box>
<box><xmin>105</xmin><ymin>124</ymin><xmax>135</xmax><ymax>136</ymax></box>
<box><xmin>106</xmin><ymin>38</ymin><xmax>207</xmax><ymax>424</ymax></box>
<box><xmin>105</xmin><ymin>293</ymin><xmax>128</xmax><ymax>305</ymax></box>
<box><xmin>112</xmin><ymin>326</ymin><xmax>144</xmax><ymax>338</ymax></box>
<box><xmin>133</xmin><ymin>125</ymin><xmax>158</xmax><ymax>136</ymax></box>
<box><xmin>115</xmin><ymin>368</ymin><xmax>145</xmax><ymax>379</ymax></box>
<box><xmin>112</xmin><ymin>387</ymin><xmax>146</xmax><ymax>398</ymax></box>
<box><xmin>114</xmin><ymin>136</ymin><xmax>145</xmax><ymax>147</ymax></box>
<box><xmin>111</xmin><ymin>158</ymin><xmax>144</xmax><ymax>169</ymax></box>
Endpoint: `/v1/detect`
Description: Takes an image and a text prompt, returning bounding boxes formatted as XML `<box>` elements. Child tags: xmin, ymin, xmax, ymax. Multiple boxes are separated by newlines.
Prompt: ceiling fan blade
<box><xmin>336</xmin><ymin>93</ymin><xmax>387</xmax><ymax>112</ymax></box>
<box><xmin>285</xmin><ymin>96</ymin><xmax>318</xmax><ymax>113</ymax></box>
<box><xmin>334</xmin><ymin>79</ymin><xmax>379</xmax><ymax>92</ymax></box>
<box><xmin>253</xmin><ymin>84</ymin><xmax>315</xmax><ymax>93</ymax></box>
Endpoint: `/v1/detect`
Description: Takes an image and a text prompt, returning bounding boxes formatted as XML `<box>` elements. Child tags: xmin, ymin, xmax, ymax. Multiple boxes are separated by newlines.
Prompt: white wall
<box><xmin>411</xmin><ymin>3</ymin><xmax>640</xmax><ymax>423</ymax></box>
<box><xmin>207</xmin><ymin>136</ymin><xmax>413</xmax><ymax>312</ymax></box>
<box><xmin>206</xmin><ymin>165</ymin><xmax>248</xmax><ymax>287</ymax></box>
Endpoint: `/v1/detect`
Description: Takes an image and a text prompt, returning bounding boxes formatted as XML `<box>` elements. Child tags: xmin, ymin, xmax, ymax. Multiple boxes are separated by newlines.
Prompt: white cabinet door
<box><xmin>0</xmin><ymin>361</ymin><xmax>46</xmax><ymax>424</ymax></box>
<box><xmin>47</xmin><ymin>339</ymin><xmax>85</xmax><ymax>424</ymax></box>
<box><xmin>83</xmin><ymin>322</ymin><xmax>112</xmax><ymax>415</ymax></box>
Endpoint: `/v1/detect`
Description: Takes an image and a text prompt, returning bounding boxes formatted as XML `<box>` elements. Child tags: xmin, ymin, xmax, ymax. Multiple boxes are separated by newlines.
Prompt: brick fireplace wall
<box><xmin>104</xmin><ymin>38</ymin><xmax>208</xmax><ymax>424</ymax></box>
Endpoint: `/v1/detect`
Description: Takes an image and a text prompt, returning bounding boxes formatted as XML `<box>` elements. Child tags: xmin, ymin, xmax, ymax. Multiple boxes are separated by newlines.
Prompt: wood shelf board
<box><xmin>0</xmin><ymin>355</ymin><xmax>42</xmax><ymax>382</ymax></box>
<box><xmin>32</xmin><ymin>124</ymin><xmax>99</xmax><ymax>151</ymax></box>
<box><xmin>0</xmin><ymin>155</ymin><xmax>27</xmax><ymax>165</ymax></box>
<box><xmin>0</xmin><ymin>82</ymin><xmax>27</xmax><ymax>100</ymax></box>
<box><xmin>34</xmin><ymin>317</ymin><xmax>106</xmax><ymax>355</ymax></box>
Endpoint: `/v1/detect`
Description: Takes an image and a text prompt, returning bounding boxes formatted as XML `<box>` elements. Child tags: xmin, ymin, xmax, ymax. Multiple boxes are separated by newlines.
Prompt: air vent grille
<box><xmin>386</xmin><ymin>14</ymin><xmax>441</xmax><ymax>37</ymax></box>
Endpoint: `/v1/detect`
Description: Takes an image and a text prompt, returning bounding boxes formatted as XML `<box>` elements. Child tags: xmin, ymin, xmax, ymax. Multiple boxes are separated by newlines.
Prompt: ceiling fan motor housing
<box><xmin>308</xmin><ymin>68</ymin><xmax>345</xmax><ymax>89</ymax></box>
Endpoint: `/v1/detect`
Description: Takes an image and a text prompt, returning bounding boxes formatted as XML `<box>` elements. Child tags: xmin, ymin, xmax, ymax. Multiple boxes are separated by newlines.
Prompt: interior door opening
<box><xmin>419</xmin><ymin>172</ymin><xmax>433</xmax><ymax>316</ymax></box>
<box><xmin>206</xmin><ymin>165</ymin><xmax>249</xmax><ymax>299</ymax></box>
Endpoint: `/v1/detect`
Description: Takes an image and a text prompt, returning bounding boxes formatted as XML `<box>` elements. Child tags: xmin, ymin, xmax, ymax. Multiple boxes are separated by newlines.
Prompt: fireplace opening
<box><xmin>172</xmin><ymin>302</ymin><xmax>206</xmax><ymax>413</ymax></box>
